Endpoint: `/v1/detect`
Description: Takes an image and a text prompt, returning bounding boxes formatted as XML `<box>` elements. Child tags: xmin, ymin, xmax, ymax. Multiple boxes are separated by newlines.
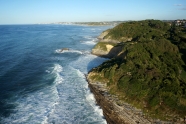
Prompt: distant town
<box><xmin>38</xmin><ymin>21</ymin><xmax>124</xmax><ymax>26</ymax></box>
<box><xmin>37</xmin><ymin>19</ymin><xmax>186</xmax><ymax>27</ymax></box>
<box><xmin>174</xmin><ymin>19</ymin><xmax>186</xmax><ymax>27</ymax></box>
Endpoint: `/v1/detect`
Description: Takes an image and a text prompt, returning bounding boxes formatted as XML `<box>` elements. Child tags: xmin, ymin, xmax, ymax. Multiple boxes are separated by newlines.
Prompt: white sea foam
<box><xmin>52</xmin><ymin>64</ymin><xmax>63</xmax><ymax>84</ymax></box>
<box><xmin>1</xmin><ymin>64</ymin><xmax>64</xmax><ymax>124</ymax></box>
<box><xmin>0</xmin><ymin>25</ymin><xmax>110</xmax><ymax>124</ymax></box>
<box><xmin>55</xmin><ymin>48</ymin><xmax>92</xmax><ymax>56</ymax></box>
<box><xmin>45</xmin><ymin>70</ymin><xmax>50</xmax><ymax>73</ymax></box>
<box><xmin>68</xmin><ymin>60</ymin><xmax>106</xmax><ymax>123</ymax></box>
<box><xmin>2</xmin><ymin>87</ymin><xmax>60</xmax><ymax>124</ymax></box>
<box><xmin>52</xmin><ymin>64</ymin><xmax>63</xmax><ymax>73</ymax></box>
<box><xmin>70</xmin><ymin>54</ymin><xmax>108</xmax><ymax>73</ymax></box>
<box><xmin>77</xmin><ymin>68</ymin><xmax>106</xmax><ymax>123</ymax></box>
<box><xmin>55</xmin><ymin>49</ymin><xmax>83</xmax><ymax>54</ymax></box>
<box><xmin>81</xmin><ymin>36</ymin><xmax>98</xmax><ymax>45</ymax></box>
<box><xmin>41</xmin><ymin>65</ymin><xmax>107</xmax><ymax>124</ymax></box>
<box><xmin>2</xmin><ymin>57</ymin><xmax>107</xmax><ymax>124</ymax></box>
<box><xmin>73</xmin><ymin>68</ymin><xmax>104</xmax><ymax>117</ymax></box>
<box><xmin>81</xmin><ymin>40</ymin><xmax>97</xmax><ymax>45</ymax></box>
<box><xmin>55</xmin><ymin>49</ymin><xmax>69</xmax><ymax>53</ymax></box>
<box><xmin>86</xmin><ymin>91</ymin><xmax>104</xmax><ymax>116</ymax></box>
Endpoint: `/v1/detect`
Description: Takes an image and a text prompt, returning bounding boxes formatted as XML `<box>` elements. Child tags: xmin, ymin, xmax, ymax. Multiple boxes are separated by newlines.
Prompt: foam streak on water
<box><xmin>1</xmin><ymin>64</ymin><xmax>62</xmax><ymax>124</ymax></box>
<box><xmin>0</xmin><ymin>24</ymin><xmax>111</xmax><ymax>124</ymax></box>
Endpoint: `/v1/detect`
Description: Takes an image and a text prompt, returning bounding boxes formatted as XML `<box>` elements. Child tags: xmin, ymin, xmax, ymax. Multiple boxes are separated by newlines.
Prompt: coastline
<box><xmin>86</xmin><ymin>20</ymin><xmax>186</xmax><ymax>123</ymax></box>
<box><xmin>86</xmin><ymin>44</ymin><xmax>182</xmax><ymax>124</ymax></box>
<box><xmin>86</xmin><ymin>55</ymin><xmax>186</xmax><ymax>123</ymax></box>
<box><xmin>86</xmin><ymin>75</ymin><xmax>152</xmax><ymax>124</ymax></box>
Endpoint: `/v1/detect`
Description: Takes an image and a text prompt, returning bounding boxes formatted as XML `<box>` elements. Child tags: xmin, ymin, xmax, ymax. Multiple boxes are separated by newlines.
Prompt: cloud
<box><xmin>174</xmin><ymin>4</ymin><xmax>182</xmax><ymax>6</ymax></box>
<box><xmin>180</xmin><ymin>7</ymin><xmax>186</xmax><ymax>10</ymax></box>
<box><xmin>174</xmin><ymin>4</ymin><xmax>186</xmax><ymax>10</ymax></box>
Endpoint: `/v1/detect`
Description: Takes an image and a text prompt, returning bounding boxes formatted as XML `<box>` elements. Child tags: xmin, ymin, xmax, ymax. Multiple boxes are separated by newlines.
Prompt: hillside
<box><xmin>88</xmin><ymin>20</ymin><xmax>186</xmax><ymax>121</ymax></box>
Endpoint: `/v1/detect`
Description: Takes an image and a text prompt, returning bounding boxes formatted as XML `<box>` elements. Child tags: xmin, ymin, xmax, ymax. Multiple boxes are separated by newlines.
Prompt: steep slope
<box><xmin>88</xmin><ymin>20</ymin><xmax>186</xmax><ymax>121</ymax></box>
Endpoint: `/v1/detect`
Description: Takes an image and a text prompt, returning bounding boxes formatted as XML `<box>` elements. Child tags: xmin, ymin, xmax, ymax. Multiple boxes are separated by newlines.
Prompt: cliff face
<box><xmin>97</xmin><ymin>30</ymin><xmax>109</xmax><ymax>40</ymax></box>
<box><xmin>91</xmin><ymin>42</ymin><xmax>123</xmax><ymax>58</ymax></box>
<box><xmin>92</xmin><ymin>30</ymin><xmax>121</xmax><ymax>58</ymax></box>
<box><xmin>88</xmin><ymin>20</ymin><xmax>186</xmax><ymax>123</ymax></box>
<box><xmin>87</xmin><ymin>74</ymin><xmax>153</xmax><ymax>124</ymax></box>
<box><xmin>98</xmin><ymin>30</ymin><xmax>133</xmax><ymax>43</ymax></box>
<box><xmin>91</xmin><ymin>28</ymin><xmax>133</xmax><ymax>58</ymax></box>
<box><xmin>87</xmin><ymin>72</ymin><xmax>185</xmax><ymax>124</ymax></box>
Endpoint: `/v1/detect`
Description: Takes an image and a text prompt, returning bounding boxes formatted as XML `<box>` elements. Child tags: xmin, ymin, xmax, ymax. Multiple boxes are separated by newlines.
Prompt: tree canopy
<box><xmin>89</xmin><ymin>20</ymin><xmax>186</xmax><ymax>120</ymax></box>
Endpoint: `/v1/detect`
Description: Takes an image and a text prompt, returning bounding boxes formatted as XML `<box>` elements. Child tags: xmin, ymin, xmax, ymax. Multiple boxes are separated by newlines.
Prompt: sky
<box><xmin>0</xmin><ymin>0</ymin><xmax>186</xmax><ymax>24</ymax></box>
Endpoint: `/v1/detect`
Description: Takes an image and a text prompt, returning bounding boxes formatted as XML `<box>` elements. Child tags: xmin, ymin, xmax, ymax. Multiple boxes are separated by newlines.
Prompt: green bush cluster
<box><xmin>103</xmin><ymin>20</ymin><xmax>171</xmax><ymax>42</ymax></box>
<box><xmin>90</xmin><ymin>20</ymin><xmax>186</xmax><ymax>119</ymax></box>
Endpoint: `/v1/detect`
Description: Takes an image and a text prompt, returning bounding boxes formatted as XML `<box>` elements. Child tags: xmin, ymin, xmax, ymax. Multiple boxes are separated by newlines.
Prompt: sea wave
<box><xmin>81</xmin><ymin>37</ymin><xmax>98</xmax><ymax>45</ymax></box>
<box><xmin>0</xmin><ymin>24</ymin><xmax>110</xmax><ymax>124</ymax></box>
<box><xmin>81</xmin><ymin>40</ymin><xmax>97</xmax><ymax>45</ymax></box>
<box><xmin>1</xmin><ymin>64</ymin><xmax>63</xmax><ymax>124</ymax></box>
<box><xmin>55</xmin><ymin>49</ymin><xmax>91</xmax><ymax>55</ymax></box>
<box><xmin>74</xmin><ymin>68</ymin><xmax>105</xmax><ymax>117</ymax></box>
<box><xmin>55</xmin><ymin>49</ymin><xmax>83</xmax><ymax>54</ymax></box>
<box><xmin>51</xmin><ymin>64</ymin><xmax>63</xmax><ymax>84</ymax></box>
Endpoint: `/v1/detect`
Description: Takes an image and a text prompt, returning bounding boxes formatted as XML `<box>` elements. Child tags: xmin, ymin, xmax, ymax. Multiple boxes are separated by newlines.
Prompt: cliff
<box><xmin>87</xmin><ymin>20</ymin><xmax>186</xmax><ymax>123</ymax></box>
<box><xmin>91</xmin><ymin>42</ymin><xmax>124</xmax><ymax>58</ymax></box>
<box><xmin>87</xmin><ymin>74</ymin><xmax>156</xmax><ymax>124</ymax></box>
<box><xmin>92</xmin><ymin>29</ymin><xmax>132</xmax><ymax>58</ymax></box>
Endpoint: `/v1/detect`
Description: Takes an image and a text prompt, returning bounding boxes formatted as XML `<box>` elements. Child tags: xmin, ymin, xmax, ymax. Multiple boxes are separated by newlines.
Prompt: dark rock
<box><xmin>86</xmin><ymin>75</ymin><xmax>151</xmax><ymax>124</ymax></box>
<box><xmin>59</xmin><ymin>48</ymin><xmax>69</xmax><ymax>52</ymax></box>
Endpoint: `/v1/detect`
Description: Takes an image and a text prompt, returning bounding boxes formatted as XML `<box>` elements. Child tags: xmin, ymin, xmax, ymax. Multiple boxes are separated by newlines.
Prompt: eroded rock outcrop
<box><xmin>98</xmin><ymin>30</ymin><xmax>133</xmax><ymax>43</ymax></box>
<box><xmin>98</xmin><ymin>30</ymin><xmax>110</xmax><ymax>40</ymax></box>
<box><xmin>87</xmin><ymin>74</ymin><xmax>152</xmax><ymax>124</ymax></box>
<box><xmin>86</xmin><ymin>73</ymin><xmax>184</xmax><ymax>124</ymax></box>
<box><xmin>91</xmin><ymin>41</ymin><xmax>125</xmax><ymax>58</ymax></box>
<box><xmin>88</xmin><ymin>20</ymin><xmax>186</xmax><ymax>123</ymax></box>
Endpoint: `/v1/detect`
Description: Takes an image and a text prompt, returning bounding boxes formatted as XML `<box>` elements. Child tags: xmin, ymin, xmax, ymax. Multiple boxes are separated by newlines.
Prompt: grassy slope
<box><xmin>89</xmin><ymin>20</ymin><xmax>186</xmax><ymax>120</ymax></box>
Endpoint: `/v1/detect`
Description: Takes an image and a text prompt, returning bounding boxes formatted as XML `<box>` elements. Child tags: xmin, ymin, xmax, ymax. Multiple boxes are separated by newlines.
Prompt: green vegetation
<box><xmin>103</xmin><ymin>20</ymin><xmax>171</xmax><ymax>41</ymax></box>
<box><xmin>89</xmin><ymin>20</ymin><xmax>186</xmax><ymax>120</ymax></box>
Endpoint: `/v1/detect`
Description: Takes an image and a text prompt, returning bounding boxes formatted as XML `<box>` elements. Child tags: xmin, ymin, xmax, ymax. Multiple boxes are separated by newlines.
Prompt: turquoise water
<box><xmin>0</xmin><ymin>24</ymin><xmax>111</xmax><ymax>124</ymax></box>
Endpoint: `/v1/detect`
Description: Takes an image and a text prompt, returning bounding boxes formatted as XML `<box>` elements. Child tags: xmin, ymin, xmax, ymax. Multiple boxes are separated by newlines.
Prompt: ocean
<box><xmin>0</xmin><ymin>24</ymin><xmax>111</xmax><ymax>124</ymax></box>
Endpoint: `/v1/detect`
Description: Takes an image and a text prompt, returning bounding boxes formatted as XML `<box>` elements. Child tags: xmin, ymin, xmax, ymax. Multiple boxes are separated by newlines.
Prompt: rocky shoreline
<box><xmin>86</xmin><ymin>24</ymin><xmax>186</xmax><ymax>123</ymax></box>
<box><xmin>86</xmin><ymin>74</ymin><xmax>185</xmax><ymax>124</ymax></box>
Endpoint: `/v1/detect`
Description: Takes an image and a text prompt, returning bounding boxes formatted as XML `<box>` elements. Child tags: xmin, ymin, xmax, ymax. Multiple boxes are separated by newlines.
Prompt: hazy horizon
<box><xmin>0</xmin><ymin>0</ymin><xmax>186</xmax><ymax>24</ymax></box>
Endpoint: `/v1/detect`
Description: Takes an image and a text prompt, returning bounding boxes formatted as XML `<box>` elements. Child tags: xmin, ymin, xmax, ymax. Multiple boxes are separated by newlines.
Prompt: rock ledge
<box><xmin>86</xmin><ymin>75</ymin><xmax>178</xmax><ymax>124</ymax></box>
